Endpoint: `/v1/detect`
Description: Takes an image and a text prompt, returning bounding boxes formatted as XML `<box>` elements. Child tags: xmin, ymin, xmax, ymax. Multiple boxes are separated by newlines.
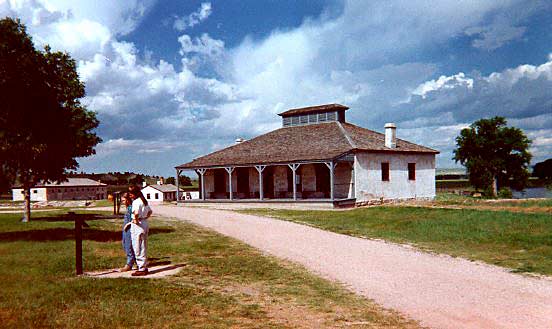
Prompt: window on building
<box><xmin>33</xmin><ymin>190</ymin><xmax>37</xmax><ymax>194</ymax></box>
<box><xmin>155</xmin><ymin>193</ymin><xmax>159</xmax><ymax>199</ymax></box>
<box><xmin>381</xmin><ymin>162</ymin><xmax>390</xmax><ymax>181</ymax></box>
<box><xmin>283</xmin><ymin>117</ymin><xmax>291</xmax><ymax>127</ymax></box>
<box><xmin>408</xmin><ymin>163</ymin><xmax>416</xmax><ymax>180</ymax></box>
<box><xmin>146</xmin><ymin>193</ymin><xmax>150</xmax><ymax>199</ymax></box>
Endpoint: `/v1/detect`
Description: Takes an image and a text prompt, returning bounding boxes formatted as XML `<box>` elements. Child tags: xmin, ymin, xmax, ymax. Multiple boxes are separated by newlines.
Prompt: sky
<box><xmin>1</xmin><ymin>0</ymin><xmax>551</xmax><ymax>177</ymax></box>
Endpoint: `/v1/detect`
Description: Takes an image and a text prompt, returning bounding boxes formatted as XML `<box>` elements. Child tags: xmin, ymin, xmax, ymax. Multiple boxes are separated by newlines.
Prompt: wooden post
<box><xmin>225</xmin><ymin>167</ymin><xmax>235</xmax><ymax>200</ymax></box>
<box><xmin>196</xmin><ymin>169</ymin><xmax>207</xmax><ymax>200</ymax></box>
<box><xmin>175</xmin><ymin>169</ymin><xmax>181</xmax><ymax>202</ymax></box>
<box><xmin>254</xmin><ymin>165</ymin><xmax>266</xmax><ymax>200</ymax></box>
<box><xmin>325</xmin><ymin>161</ymin><xmax>336</xmax><ymax>201</ymax></box>
<box><xmin>288</xmin><ymin>163</ymin><xmax>300</xmax><ymax>200</ymax></box>
<box><xmin>72</xmin><ymin>212</ymin><xmax>83</xmax><ymax>275</ymax></box>
<box><xmin>351</xmin><ymin>160</ymin><xmax>356</xmax><ymax>199</ymax></box>
<box><xmin>113</xmin><ymin>191</ymin><xmax>117</xmax><ymax>215</ymax></box>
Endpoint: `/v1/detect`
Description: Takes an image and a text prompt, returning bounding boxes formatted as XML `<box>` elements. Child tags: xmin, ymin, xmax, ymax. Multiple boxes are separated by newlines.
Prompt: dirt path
<box><xmin>154</xmin><ymin>205</ymin><xmax>552</xmax><ymax>329</ymax></box>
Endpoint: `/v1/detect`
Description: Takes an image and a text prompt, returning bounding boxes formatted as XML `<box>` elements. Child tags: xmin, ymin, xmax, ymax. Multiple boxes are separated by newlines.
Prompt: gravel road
<box><xmin>154</xmin><ymin>205</ymin><xmax>552</xmax><ymax>329</ymax></box>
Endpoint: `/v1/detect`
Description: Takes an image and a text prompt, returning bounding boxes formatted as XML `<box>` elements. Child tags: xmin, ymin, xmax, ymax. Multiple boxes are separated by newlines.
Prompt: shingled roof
<box><xmin>177</xmin><ymin>121</ymin><xmax>438</xmax><ymax>169</ymax></box>
<box><xmin>144</xmin><ymin>184</ymin><xmax>182</xmax><ymax>193</ymax></box>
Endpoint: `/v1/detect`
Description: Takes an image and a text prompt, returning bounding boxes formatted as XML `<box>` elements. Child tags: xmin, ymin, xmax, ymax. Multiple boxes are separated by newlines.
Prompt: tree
<box><xmin>166</xmin><ymin>175</ymin><xmax>192</xmax><ymax>186</ymax></box>
<box><xmin>533</xmin><ymin>159</ymin><xmax>552</xmax><ymax>183</ymax></box>
<box><xmin>0</xmin><ymin>18</ymin><xmax>101</xmax><ymax>221</ymax></box>
<box><xmin>453</xmin><ymin>117</ymin><xmax>531</xmax><ymax>196</ymax></box>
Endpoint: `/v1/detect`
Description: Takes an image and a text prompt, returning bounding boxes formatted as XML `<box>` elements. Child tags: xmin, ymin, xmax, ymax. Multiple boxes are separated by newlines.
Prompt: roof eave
<box><xmin>176</xmin><ymin>157</ymin><xmax>345</xmax><ymax>170</ymax></box>
<box><xmin>354</xmin><ymin>148</ymin><xmax>440</xmax><ymax>155</ymax></box>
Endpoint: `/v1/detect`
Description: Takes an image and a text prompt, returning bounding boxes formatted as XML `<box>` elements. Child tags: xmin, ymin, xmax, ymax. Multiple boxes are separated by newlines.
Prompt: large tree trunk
<box><xmin>492</xmin><ymin>176</ymin><xmax>498</xmax><ymax>197</ymax></box>
<box><xmin>21</xmin><ymin>187</ymin><xmax>31</xmax><ymax>222</ymax></box>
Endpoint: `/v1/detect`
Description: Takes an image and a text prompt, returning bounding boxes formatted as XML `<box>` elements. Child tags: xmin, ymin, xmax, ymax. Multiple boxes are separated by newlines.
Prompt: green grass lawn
<box><xmin>435</xmin><ymin>193</ymin><xmax>552</xmax><ymax>209</ymax></box>
<box><xmin>241</xmin><ymin>207</ymin><xmax>552</xmax><ymax>276</ymax></box>
<box><xmin>0</xmin><ymin>211</ymin><xmax>417</xmax><ymax>328</ymax></box>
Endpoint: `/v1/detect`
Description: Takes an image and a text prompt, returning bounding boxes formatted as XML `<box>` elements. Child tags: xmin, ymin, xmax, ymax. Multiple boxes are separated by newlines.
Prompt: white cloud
<box><xmin>0</xmin><ymin>0</ymin><xmax>155</xmax><ymax>59</ymax></box>
<box><xmin>405</xmin><ymin>58</ymin><xmax>552</xmax><ymax>123</ymax></box>
<box><xmin>178</xmin><ymin>33</ymin><xmax>224</xmax><ymax>57</ymax></box>
<box><xmin>2</xmin><ymin>0</ymin><xmax>551</xmax><ymax>173</ymax></box>
<box><xmin>95</xmin><ymin>138</ymin><xmax>184</xmax><ymax>156</ymax></box>
<box><xmin>173</xmin><ymin>2</ymin><xmax>212</xmax><ymax>31</ymax></box>
<box><xmin>413</xmin><ymin>73</ymin><xmax>474</xmax><ymax>99</ymax></box>
<box><xmin>465</xmin><ymin>24</ymin><xmax>526</xmax><ymax>50</ymax></box>
<box><xmin>396</xmin><ymin>57</ymin><xmax>552</xmax><ymax>164</ymax></box>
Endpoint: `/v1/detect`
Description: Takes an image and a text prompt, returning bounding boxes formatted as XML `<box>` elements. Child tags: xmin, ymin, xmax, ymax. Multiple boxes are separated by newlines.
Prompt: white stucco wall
<box><xmin>354</xmin><ymin>152</ymin><xmax>435</xmax><ymax>202</ymax></box>
<box><xmin>142</xmin><ymin>186</ymin><xmax>165</xmax><ymax>203</ymax></box>
<box><xmin>12</xmin><ymin>186</ymin><xmax>106</xmax><ymax>201</ymax></box>
<box><xmin>12</xmin><ymin>188</ymin><xmax>47</xmax><ymax>201</ymax></box>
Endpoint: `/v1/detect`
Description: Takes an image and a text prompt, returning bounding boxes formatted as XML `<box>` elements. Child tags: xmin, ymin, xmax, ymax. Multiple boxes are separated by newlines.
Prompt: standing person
<box><xmin>119</xmin><ymin>192</ymin><xmax>136</xmax><ymax>272</ymax></box>
<box><xmin>128</xmin><ymin>185</ymin><xmax>152</xmax><ymax>276</ymax></box>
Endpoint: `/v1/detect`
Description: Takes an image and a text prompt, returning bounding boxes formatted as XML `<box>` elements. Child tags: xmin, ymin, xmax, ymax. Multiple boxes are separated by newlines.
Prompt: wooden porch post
<box><xmin>325</xmin><ymin>161</ymin><xmax>336</xmax><ymax>201</ymax></box>
<box><xmin>287</xmin><ymin>163</ymin><xmax>300</xmax><ymax>200</ymax></box>
<box><xmin>351</xmin><ymin>159</ymin><xmax>356</xmax><ymax>199</ymax></box>
<box><xmin>254</xmin><ymin>165</ymin><xmax>266</xmax><ymax>200</ymax></box>
<box><xmin>196</xmin><ymin>168</ymin><xmax>207</xmax><ymax>200</ymax></box>
<box><xmin>225</xmin><ymin>167</ymin><xmax>235</xmax><ymax>200</ymax></box>
<box><xmin>175</xmin><ymin>169</ymin><xmax>181</xmax><ymax>202</ymax></box>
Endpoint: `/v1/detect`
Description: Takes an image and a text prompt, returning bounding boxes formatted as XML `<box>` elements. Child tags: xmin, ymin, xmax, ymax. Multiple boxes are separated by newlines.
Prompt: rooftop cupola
<box><xmin>278</xmin><ymin>104</ymin><xmax>349</xmax><ymax>127</ymax></box>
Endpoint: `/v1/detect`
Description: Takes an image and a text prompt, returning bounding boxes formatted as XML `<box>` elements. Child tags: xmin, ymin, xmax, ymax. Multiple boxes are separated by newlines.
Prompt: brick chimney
<box><xmin>385</xmin><ymin>123</ymin><xmax>396</xmax><ymax>148</ymax></box>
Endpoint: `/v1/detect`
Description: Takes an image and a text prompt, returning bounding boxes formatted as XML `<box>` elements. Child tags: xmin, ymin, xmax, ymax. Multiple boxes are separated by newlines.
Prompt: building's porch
<box><xmin>176</xmin><ymin>157</ymin><xmax>355</xmax><ymax>204</ymax></box>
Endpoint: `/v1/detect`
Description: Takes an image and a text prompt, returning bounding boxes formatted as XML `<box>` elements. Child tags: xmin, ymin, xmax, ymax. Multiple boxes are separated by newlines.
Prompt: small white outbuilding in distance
<box><xmin>141</xmin><ymin>183</ymin><xmax>184</xmax><ymax>203</ymax></box>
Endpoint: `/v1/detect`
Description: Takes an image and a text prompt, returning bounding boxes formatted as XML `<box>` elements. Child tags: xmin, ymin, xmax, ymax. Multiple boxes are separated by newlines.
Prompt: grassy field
<box><xmin>434</xmin><ymin>193</ymin><xmax>552</xmax><ymax>211</ymax></box>
<box><xmin>241</xmin><ymin>206</ymin><xmax>552</xmax><ymax>276</ymax></box>
<box><xmin>0</xmin><ymin>211</ymin><xmax>417</xmax><ymax>328</ymax></box>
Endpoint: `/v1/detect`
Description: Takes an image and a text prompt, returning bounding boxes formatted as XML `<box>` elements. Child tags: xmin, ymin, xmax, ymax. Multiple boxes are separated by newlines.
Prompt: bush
<box><xmin>482</xmin><ymin>187</ymin><xmax>496</xmax><ymax>198</ymax></box>
<box><xmin>498</xmin><ymin>188</ymin><xmax>513</xmax><ymax>199</ymax></box>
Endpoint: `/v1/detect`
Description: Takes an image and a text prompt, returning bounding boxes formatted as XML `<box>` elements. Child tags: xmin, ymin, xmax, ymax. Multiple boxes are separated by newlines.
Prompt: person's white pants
<box><xmin>130</xmin><ymin>219</ymin><xmax>149</xmax><ymax>271</ymax></box>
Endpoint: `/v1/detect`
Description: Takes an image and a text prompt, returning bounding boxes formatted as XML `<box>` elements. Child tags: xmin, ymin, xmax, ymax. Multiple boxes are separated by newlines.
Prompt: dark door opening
<box><xmin>263</xmin><ymin>167</ymin><xmax>274</xmax><ymax>198</ymax></box>
<box><xmin>214</xmin><ymin>169</ymin><xmax>226</xmax><ymax>197</ymax></box>
<box><xmin>236</xmin><ymin>168</ymin><xmax>250</xmax><ymax>198</ymax></box>
<box><xmin>287</xmin><ymin>166</ymin><xmax>293</xmax><ymax>193</ymax></box>
<box><xmin>315</xmin><ymin>164</ymin><xmax>330</xmax><ymax>198</ymax></box>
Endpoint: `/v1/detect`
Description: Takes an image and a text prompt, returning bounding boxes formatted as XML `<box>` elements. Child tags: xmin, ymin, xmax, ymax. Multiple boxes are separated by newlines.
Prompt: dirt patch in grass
<box><xmin>217</xmin><ymin>281</ymin><xmax>417</xmax><ymax>329</ymax></box>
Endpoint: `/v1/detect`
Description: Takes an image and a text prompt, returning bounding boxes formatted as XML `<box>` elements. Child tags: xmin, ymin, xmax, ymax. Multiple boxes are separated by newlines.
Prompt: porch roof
<box><xmin>177</xmin><ymin>121</ymin><xmax>438</xmax><ymax>170</ymax></box>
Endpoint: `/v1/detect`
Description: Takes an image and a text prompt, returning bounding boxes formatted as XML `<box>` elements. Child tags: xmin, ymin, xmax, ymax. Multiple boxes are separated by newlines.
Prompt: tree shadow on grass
<box><xmin>0</xmin><ymin>227</ymin><xmax>175</xmax><ymax>242</ymax></box>
<box><xmin>31</xmin><ymin>213</ymin><xmax>119</xmax><ymax>222</ymax></box>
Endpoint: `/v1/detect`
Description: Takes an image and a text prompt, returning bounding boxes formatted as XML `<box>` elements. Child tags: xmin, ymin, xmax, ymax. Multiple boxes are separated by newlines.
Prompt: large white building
<box><xmin>12</xmin><ymin>178</ymin><xmax>107</xmax><ymax>201</ymax></box>
<box><xmin>175</xmin><ymin>104</ymin><xmax>438</xmax><ymax>207</ymax></box>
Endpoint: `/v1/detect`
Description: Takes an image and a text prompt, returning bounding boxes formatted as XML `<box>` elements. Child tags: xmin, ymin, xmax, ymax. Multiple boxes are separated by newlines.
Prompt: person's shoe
<box><xmin>131</xmin><ymin>269</ymin><xmax>148</xmax><ymax>277</ymax></box>
<box><xmin>119</xmin><ymin>264</ymin><xmax>132</xmax><ymax>272</ymax></box>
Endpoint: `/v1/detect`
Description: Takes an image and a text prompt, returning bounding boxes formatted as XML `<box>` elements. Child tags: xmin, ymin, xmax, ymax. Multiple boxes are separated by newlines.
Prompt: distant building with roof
<box><xmin>175</xmin><ymin>104</ymin><xmax>438</xmax><ymax>207</ymax></box>
<box><xmin>12</xmin><ymin>178</ymin><xmax>107</xmax><ymax>201</ymax></box>
<box><xmin>141</xmin><ymin>183</ymin><xmax>184</xmax><ymax>203</ymax></box>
